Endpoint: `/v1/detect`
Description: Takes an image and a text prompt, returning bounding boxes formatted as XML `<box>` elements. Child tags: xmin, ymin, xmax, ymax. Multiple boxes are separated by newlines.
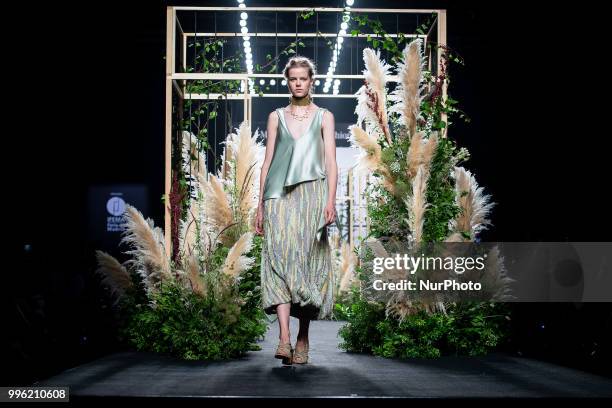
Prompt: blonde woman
<box><xmin>255</xmin><ymin>56</ymin><xmax>338</xmax><ymax>365</ymax></box>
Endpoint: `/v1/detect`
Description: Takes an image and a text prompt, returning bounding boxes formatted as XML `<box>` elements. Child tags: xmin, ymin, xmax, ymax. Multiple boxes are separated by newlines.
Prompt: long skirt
<box><xmin>261</xmin><ymin>177</ymin><xmax>335</xmax><ymax>320</ymax></box>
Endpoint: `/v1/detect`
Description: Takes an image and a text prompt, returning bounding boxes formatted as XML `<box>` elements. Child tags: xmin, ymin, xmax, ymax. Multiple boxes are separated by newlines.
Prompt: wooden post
<box><xmin>164</xmin><ymin>7</ymin><xmax>176</xmax><ymax>258</ymax></box>
<box><xmin>437</xmin><ymin>9</ymin><xmax>448</xmax><ymax>138</ymax></box>
<box><xmin>348</xmin><ymin>168</ymin><xmax>353</xmax><ymax>248</ymax></box>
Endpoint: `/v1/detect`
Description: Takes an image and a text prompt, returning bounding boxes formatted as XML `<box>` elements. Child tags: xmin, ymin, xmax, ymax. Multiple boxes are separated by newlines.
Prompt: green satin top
<box><xmin>263</xmin><ymin>106</ymin><xmax>329</xmax><ymax>241</ymax></box>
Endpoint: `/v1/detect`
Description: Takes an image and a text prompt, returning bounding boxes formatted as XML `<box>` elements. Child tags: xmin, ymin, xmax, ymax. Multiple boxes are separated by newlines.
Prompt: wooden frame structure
<box><xmin>165</xmin><ymin>6</ymin><xmax>448</xmax><ymax>256</ymax></box>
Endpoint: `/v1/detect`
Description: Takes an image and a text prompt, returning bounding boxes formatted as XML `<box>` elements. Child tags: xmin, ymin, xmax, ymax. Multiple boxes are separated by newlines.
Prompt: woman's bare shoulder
<box><xmin>268</xmin><ymin>109</ymin><xmax>280</xmax><ymax>121</ymax></box>
<box><xmin>322</xmin><ymin>108</ymin><xmax>334</xmax><ymax>118</ymax></box>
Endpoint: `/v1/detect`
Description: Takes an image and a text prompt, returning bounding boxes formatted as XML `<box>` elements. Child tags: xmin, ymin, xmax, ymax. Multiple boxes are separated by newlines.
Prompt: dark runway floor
<box><xmin>35</xmin><ymin>320</ymin><xmax>612</xmax><ymax>399</ymax></box>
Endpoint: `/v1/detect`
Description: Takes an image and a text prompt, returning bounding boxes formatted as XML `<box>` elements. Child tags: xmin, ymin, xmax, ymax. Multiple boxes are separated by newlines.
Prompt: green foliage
<box><xmin>238</xmin><ymin>235</ymin><xmax>265</xmax><ymax>321</ymax></box>
<box><xmin>365</xmin><ymin>133</ymin><xmax>468</xmax><ymax>242</ymax></box>
<box><xmin>366</xmin><ymin>182</ymin><xmax>407</xmax><ymax>238</ymax></box>
<box><xmin>337</xmin><ymin>288</ymin><xmax>386</xmax><ymax>353</ymax></box>
<box><xmin>422</xmin><ymin>136</ymin><xmax>464</xmax><ymax>242</ymax></box>
<box><xmin>113</xmin><ymin>237</ymin><xmax>268</xmax><ymax>361</ymax></box>
<box><xmin>121</xmin><ymin>280</ymin><xmax>266</xmax><ymax>360</ymax></box>
<box><xmin>338</xmin><ymin>292</ymin><xmax>510</xmax><ymax>358</ymax></box>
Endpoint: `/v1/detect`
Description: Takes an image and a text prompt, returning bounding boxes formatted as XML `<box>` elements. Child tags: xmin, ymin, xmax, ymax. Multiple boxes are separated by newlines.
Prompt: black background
<box><xmin>5</xmin><ymin>0</ymin><xmax>611</xmax><ymax>386</ymax></box>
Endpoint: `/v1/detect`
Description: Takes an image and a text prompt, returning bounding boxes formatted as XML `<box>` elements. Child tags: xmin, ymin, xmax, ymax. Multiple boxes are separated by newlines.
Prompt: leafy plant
<box><xmin>339</xmin><ymin>289</ymin><xmax>510</xmax><ymax>358</ymax></box>
<box><xmin>122</xmin><ymin>278</ymin><xmax>266</xmax><ymax>360</ymax></box>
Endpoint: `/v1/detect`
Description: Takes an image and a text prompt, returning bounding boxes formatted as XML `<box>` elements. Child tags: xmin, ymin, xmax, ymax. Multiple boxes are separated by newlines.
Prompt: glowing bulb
<box><xmin>337</xmin><ymin>36</ymin><xmax>344</xmax><ymax>44</ymax></box>
<box><xmin>315</xmin><ymin>80</ymin><xmax>320</xmax><ymax>86</ymax></box>
<box><xmin>240</xmin><ymin>12</ymin><xmax>248</xmax><ymax>20</ymax></box>
<box><xmin>241</xmin><ymin>26</ymin><xmax>248</xmax><ymax>34</ymax></box>
<box><xmin>281</xmin><ymin>80</ymin><xmax>287</xmax><ymax>86</ymax></box>
<box><xmin>346</xmin><ymin>0</ymin><xmax>354</xmax><ymax>6</ymax></box>
<box><xmin>240</xmin><ymin>20</ymin><xmax>247</xmax><ymax>27</ymax></box>
<box><xmin>341</xmin><ymin>22</ymin><xmax>348</xmax><ymax>30</ymax></box>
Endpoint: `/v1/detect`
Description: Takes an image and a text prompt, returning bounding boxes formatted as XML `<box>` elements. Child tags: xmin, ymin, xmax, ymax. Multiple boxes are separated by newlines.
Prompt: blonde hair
<box><xmin>283</xmin><ymin>55</ymin><xmax>316</xmax><ymax>80</ymax></box>
<box><xmin>283</xmin><ymin>56</ymin><xmax>317</xmax><ymax>95</ymax></box>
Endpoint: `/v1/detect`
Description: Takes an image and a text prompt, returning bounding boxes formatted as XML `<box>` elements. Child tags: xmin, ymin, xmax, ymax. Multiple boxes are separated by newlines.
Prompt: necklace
<box><xmin>287</xmin><ymin>102</ymin><xmax>312</xmax><ymax>122</ymax></box>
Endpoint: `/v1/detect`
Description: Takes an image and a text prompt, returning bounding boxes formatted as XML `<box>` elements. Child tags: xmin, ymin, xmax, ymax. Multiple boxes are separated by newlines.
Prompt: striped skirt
<box><xmin>261</xmin><ymin>177</ymin><xmax>335</xmax><ymax>320</ymax></box>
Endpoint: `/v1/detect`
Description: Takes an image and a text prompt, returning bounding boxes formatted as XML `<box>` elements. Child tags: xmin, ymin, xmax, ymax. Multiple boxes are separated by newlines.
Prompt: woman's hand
<box><xmin>324</xmin><ymin>201</ymin><xmax>336</xmax><ymax>226</ymax></box>
<box><xmin>255</xmin><ymin>203</ymin><xmax>264</xmax><ymax>236</ymax></box>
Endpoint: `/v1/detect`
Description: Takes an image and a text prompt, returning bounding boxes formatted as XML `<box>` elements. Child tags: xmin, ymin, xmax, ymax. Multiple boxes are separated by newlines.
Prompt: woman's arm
<box><xmin>322</xmin><ymin>110</ymin><xmax>338</xmax><ymax>219</ymax></box>
<box><xmin>258</xmin><ymin>111</ymin><xmax>279</xmax><ymax>207</ymax></box>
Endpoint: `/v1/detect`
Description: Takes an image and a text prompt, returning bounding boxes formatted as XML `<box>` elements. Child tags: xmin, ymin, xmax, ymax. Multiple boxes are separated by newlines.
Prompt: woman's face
<box><xmin>286</xmin><ymin>66</ymin><xmax>313</xmax><ymax>98</ymax></box>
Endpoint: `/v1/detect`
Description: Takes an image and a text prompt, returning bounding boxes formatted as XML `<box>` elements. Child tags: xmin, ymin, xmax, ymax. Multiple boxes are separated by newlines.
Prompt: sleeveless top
<box><xmin>263</xmin><ymin>106</ymin><xmax>329</xmax><ymax>241</ymax></box>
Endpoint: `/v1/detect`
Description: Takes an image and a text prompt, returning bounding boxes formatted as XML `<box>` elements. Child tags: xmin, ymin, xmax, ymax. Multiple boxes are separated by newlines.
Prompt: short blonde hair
<box><xmin>283</xmin><ymin>55</ymin><xmax>317</xmax><ymax>82</ymax></box>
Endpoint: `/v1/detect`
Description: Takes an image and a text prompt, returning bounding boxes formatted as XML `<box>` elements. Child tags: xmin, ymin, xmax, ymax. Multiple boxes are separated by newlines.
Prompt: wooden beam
<box><xmin>437</xmin><ymin>9</ymin><xmax>448</xmax><ymax>138</ymax></box>
<box><xmin>164</xmin><ymin>6</ymin><xmax>176</xmax><ymax>258</ymax></box>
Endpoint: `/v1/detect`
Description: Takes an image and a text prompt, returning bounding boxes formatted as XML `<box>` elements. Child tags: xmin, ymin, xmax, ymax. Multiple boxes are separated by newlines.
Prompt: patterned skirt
<box><xmin>261</xmin><ymin>177</ymin><xmax>335</xmax><ymax>320</ymax></box>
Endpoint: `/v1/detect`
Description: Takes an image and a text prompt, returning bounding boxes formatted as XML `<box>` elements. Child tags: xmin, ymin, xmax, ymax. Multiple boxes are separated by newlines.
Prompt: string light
<box><xmin>238</xmin><ymin>1</ymin><xmax>256</xmax><ymax>94</ymax></box>
<box><xmin>323</xmin><ymin>1</ymin><xmax>353</xmax><ymax>94</ymax></box>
